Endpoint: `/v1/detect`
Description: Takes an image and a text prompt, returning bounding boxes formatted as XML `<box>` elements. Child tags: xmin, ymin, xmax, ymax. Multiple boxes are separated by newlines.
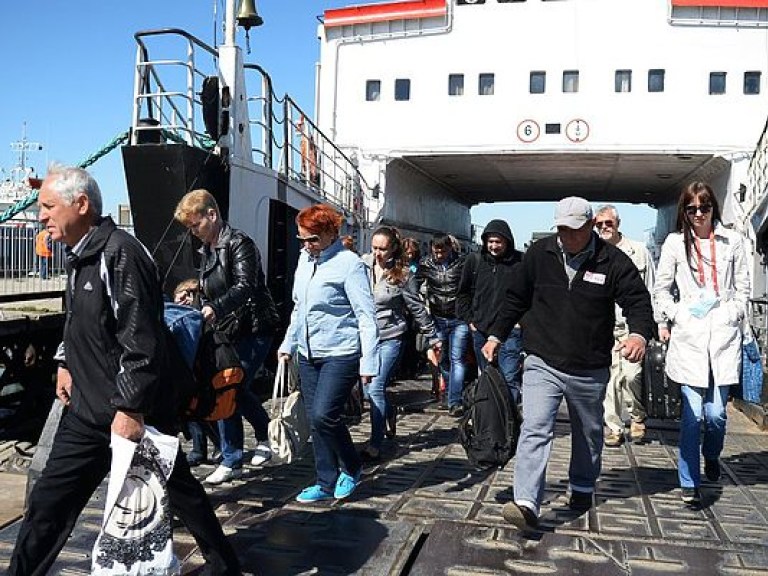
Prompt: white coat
<box><xmin>654</xmin><ymin>223</ymin><xmax>750</xmax><ymax>387</ymax></box>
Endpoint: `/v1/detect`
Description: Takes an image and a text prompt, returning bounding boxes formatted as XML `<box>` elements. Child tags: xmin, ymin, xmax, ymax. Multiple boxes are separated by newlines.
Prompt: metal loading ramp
<box><xmin>1</xmin><ymin>375</ymin><xmax>768</xmax><ymax>574</ymax></box>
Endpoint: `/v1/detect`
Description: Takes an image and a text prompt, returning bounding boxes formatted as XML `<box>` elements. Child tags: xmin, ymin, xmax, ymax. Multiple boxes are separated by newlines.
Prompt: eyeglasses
<box><xmin>684</xmin><ymin>204</ymin><xmax>712</xmax><ymax>216</ymax></box>
<box><xmin>595</xmin><ymin>220</ymin><xmax>615</xmax><ymax>229</ymax></box>
<box><xmin>296</xmin><ymin>234</ymin><xmax>320</xmax><ymax>244</ymax></box>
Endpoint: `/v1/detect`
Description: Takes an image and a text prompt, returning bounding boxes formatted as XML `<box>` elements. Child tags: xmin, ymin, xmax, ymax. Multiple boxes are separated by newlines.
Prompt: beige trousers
<box><xmin>603</xmin><ymin>327</ymin><xmax>646</xmax><ymax>433</ymax></box>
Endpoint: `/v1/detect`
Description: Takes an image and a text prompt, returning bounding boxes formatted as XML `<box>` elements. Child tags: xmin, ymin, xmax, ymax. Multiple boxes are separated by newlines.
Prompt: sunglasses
<box><xmin>296</xmin><ymin>234</ymin><xmax>320</xmax><ymax>244</ymax></box>
<box><xmin>684</xmin><ymin>204</ymin><xmax>712</xmax><ymax>216</ymax></box>
<box><xmin>595</xmin><ymin>220</ymin><xmax>615</xmax><ymax>229</ymax></box>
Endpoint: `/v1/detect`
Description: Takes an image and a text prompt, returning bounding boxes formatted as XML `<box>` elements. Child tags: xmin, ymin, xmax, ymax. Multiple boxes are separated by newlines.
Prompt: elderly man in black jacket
<box><xmin>482</xmin><ymin>197</ymin><xmax>655</xmax><ymax>531</ymax></box>
<box><xmin>9</xmin><ymin>164</ymin><xmax>240</xmax><ymax>575</ymax></box>
<box><xmin>456</xmin><ymin>219</ymin><xmax>523</xmax><ymax>404</ymax></box>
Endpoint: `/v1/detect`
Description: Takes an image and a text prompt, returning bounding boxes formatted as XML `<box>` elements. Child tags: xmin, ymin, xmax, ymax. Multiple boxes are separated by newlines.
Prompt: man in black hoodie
<box><xmin>456</xmin><ymin>219</ymin><xmax>523</xmax><ymax>404</ymax></box>
<box><xmin>9</xmin><ymin>164</ymin><xmax>239</xmax><ymax>575</ymax></box>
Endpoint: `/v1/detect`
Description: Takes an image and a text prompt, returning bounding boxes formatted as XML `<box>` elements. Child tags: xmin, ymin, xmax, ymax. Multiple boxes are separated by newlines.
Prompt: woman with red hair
<box><xmin>278</xmin><ymin>204</ymin><xmax>379</xmax><ymax>502</ymax></box>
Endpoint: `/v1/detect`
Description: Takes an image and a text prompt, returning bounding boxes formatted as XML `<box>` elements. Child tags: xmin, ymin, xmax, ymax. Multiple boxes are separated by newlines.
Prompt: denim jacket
<box><xmin>279</xmin><ymin>239</ymin><xmax>380</xmax><ymax>376</ymax></box>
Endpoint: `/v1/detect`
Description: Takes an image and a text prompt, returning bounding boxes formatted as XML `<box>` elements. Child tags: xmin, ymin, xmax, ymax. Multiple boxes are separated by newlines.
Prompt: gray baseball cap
<box><xmin>554</xmin><ymin>197</ymin><xmax>593</xmax><ymax>229</ymax></box>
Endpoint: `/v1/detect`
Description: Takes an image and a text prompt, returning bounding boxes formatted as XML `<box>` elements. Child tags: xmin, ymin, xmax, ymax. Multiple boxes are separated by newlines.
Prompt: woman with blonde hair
<box><xmin>278</xmin><ymin>204</ymin><xmax>379</xmax><ymax>502</ymax></box>
<box><xmin>175</xmin><ymin>189</ymin><xmax>280</xmax><ymax>484</ymax></box>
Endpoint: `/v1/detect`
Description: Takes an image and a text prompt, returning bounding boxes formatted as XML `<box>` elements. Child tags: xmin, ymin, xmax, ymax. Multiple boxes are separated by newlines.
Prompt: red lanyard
<box><xmin>693</xmin><ymin>231</ymin><xmax>719</xmax><ymax>296</ymax></box>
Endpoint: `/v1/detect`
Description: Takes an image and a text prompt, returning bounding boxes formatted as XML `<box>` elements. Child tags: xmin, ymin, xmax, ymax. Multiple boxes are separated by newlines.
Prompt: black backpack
<box><xmin>458</xmin><ymin>365</ymin><xmax>522</xmax><ymax>470</ymax></box>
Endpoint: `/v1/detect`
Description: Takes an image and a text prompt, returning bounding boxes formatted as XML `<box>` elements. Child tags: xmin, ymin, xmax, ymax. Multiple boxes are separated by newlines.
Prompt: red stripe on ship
<box><xmin>324</xmin><ymin>0</ymin><xmax>448</xmax><ymax>28</ymax></box>
<box><xmin>672</xmin><ymin>0</ymin><xmax>768</xmax><ymax>7</ymax></box>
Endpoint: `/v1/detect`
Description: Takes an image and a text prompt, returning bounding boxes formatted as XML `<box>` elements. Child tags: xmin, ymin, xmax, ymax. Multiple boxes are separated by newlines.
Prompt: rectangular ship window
<box><xmin>395</xmin><ymin>78</ymin><xmax>411</xmax><ymax>101</ymax></box>
<box><xmin>648</xmin><ymin>69</ymin><xmax>665</xmax><ymax>93</ymax></box>
<box><xmin>545</xmin><ymin>123</ymin><xmax>561</xmax><ymax>134</ymax></box>
<box><xmin>745</xmin><ymin>71</ymin><xmax>761</xmax><ymax>95</ymax></box>
<box><xmin>562</xmin><ymin>70</ymin><xmax>579</xmax><ymax>93</ymax></box>
<box><xmin>366</xmin><ymin>80</ymin><xmax>381</xmax><ymax>101</ymax></box>
<box><xmin>709</xmin><ymin>72</ymin><xmax>726</xmax><ymax>95</ymax></box>
<box><xmin>615</xmin><ymin>70</ymin><xmax>632</xmax><ymax>93</ymax></box>
<box><xmin>449</xmin><ymin>74</ymin><xmax>464</xmax><ymax>96</ymax></box>
<box><xmin>479</xmin><ymin>73</ymin><xmax>495</xmax><ymax>96</ymax></box>
<box><xmin>530</xmin><ymin>71</ymin><xmax>546</xmax><ymax>94</ymax></box>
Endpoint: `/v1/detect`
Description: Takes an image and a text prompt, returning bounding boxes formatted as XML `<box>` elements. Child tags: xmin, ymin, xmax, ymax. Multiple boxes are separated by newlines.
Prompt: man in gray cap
<box><xmin>482</xmin><ymin>196</ymin><xmax>655</xmax><ymax>530</ymax></box>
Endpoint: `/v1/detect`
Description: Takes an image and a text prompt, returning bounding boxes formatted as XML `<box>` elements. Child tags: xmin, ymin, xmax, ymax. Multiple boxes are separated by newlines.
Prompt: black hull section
<box><xmin>122</xmin><ymin>144</ymin><xmax>228</xmax><ymax>295</ymax></box>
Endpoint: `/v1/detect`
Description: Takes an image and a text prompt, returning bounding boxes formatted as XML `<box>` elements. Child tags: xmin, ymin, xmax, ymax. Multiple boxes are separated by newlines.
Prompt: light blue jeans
<box><xmin>472</xmin><ymin>327</ymin><xmax>523</xmax><ymax>404</ymax></box>
<box><xmin>513</xmin><ymin>354</ymin><xmax>609</xmax><ymax>516</ymax></box>
<box><xmin>678</xmin><ymin>381</ymin><xmax>730</xmax><ymax>488</ymax></box>
<box><xmin>435</xmin><ymin>316</ymin><xmax>470</xmax><ymax>407</ymax></box>
<box><xmin>364</xmin><ymin>337</ymin><xmax>402</xmax><ymax>450</ymax></box>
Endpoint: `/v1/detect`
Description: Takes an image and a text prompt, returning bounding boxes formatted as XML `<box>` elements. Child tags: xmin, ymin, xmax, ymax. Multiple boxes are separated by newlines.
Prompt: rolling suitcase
<box><xmin>643</xmin><ymin>340</ymin><xmax>681</xmax><ymax>419</ymax></box>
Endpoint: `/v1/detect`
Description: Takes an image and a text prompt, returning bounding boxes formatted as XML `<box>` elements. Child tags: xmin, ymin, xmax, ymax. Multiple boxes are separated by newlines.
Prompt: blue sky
<box><xmin>0</xmin><ymin>0</ymin><xmax>656</xmax><ymax>245</ymax></box>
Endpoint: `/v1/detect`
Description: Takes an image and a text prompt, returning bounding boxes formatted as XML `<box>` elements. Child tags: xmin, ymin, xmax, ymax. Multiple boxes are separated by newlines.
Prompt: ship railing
<box><xmin>745</xmin><ymin>115</ymin><xmax>768</xmax><ymax>218</ymax></box>
<box><xmin>130</xmin><ymin>29</ymin><xmax>372</xmax><ymax>226</ymax></box>
<box><xmin>131</xmin><ymin>29</ymin><xmax>218</xmax><ymax>149</ymax></box>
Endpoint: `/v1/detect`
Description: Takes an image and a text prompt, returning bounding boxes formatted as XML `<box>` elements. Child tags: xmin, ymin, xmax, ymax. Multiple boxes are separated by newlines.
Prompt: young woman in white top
<box><xmin>655</xmin><ymin>181</ymin><xmax>750</xmax><ymax>506</ymax></box>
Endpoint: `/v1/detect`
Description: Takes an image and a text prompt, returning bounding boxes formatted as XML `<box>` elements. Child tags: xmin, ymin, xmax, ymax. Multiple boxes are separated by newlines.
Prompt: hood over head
<box><xmin>481</xmin><ymin>219</ymin><xmax>515</xmax><ymax>255</ymax></box>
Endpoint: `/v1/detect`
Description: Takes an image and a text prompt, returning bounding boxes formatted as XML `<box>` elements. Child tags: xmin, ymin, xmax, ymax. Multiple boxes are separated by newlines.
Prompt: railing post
<box><xmin>263</xmin><ymin>75</ymin><xmax>273</xmax><ymax>170</ymax></box>
<box><xmin>131</xmin><ymin>47</ymin><xmax>143</xmax><ymax>146</ymax></box>
<box><xmin>186</xmin><ymin>38</ymin><xmax>195</xmax><ymax>145</ymax></box>
<box><xmin>283</xmin><ymin>99</ymin><xmax>291</xmax><ymax>179</ymax></box>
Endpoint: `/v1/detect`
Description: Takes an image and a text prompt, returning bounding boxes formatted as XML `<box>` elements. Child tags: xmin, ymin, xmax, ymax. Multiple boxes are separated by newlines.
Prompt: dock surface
<box><xmin>1</xmin><ymin>375</ymin><xmax>767</xmax><ymax>575</ymax></box>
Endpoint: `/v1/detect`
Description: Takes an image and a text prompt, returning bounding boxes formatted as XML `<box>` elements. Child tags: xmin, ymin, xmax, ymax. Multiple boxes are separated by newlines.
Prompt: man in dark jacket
<box><xmin>456</xmin><ymin>219</ymin><xmax>523</xmax><ymax>404</ymax></box>
<box><xmin>417</xmin><ymin>234</ymin><xmax>468</xmax><ymax>416</ymax></box>
<box><xmin>482</xmin><ymin>197</ymin><xmax>655</xmax><ymax>531</ymax></box>
<box><xmin>9</xmin><ymin>165</ymin><xmax>240</xmax><ymax>575</ymax></box>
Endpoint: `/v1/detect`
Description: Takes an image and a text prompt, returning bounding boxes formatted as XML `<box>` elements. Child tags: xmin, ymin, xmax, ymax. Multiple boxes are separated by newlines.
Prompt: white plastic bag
<box><xmin>268</xmin><ymin>359</ymin><xmax>310</xmax><ymax>463</ymax></box>
<box><xmin>91</xmin><ymin>426</ymin><xmax>180</xmax><ymax>575</ymax></box>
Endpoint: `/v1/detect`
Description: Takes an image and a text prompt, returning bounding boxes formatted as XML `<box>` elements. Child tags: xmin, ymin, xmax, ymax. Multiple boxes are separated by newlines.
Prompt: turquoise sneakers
<box><xmin>296</xmin><ymin>485</ymin><xmax>333</xmax><ymax>503</ymax></box>
<box><xmin>334</xmin><ymin>470</ymin><xmax>361</xmax><ymax>499</ymax></box>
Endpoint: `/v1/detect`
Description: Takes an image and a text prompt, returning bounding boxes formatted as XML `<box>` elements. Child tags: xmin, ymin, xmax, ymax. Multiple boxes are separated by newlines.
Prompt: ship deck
<box><xmin>1</xmin><ymin>375</ymin><xmax>768</xmax><ymax>575</ymax></box>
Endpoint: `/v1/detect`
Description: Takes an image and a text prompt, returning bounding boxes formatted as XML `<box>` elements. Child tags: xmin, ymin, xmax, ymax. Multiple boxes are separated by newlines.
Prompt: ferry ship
<box><xmin>0</xmin><ymin>125</ymin><xmax>42</xmax><ymax>225</ymax></box>
<box><xmin>121</xmin><ymin>0</ymin><xmax>768</xmax><ymax>311</ymax></box>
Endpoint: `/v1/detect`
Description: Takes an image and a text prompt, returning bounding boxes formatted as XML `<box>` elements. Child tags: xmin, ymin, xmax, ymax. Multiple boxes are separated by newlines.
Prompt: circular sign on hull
<box><xmin>566</xmin><ymin>119</ymin><xmax>590</xmax><ymax>143</ymax></box>
<box><xmin>517</xmin><ymin>120</ymin><xmax>540</xmax><ymax>143</ymax></box>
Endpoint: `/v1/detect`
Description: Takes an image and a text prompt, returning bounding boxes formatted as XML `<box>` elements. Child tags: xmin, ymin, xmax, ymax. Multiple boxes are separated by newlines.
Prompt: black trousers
<box><xmin>8</xmin><ymin>410</ymin><xmax>240</xmax><ymax>575</ymax></box>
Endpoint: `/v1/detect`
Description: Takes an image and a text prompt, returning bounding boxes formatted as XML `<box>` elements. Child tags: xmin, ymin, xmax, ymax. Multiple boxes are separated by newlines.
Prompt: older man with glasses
<box><xmin>594</xmin><ymin>205</ymin><xmax>657</xmax><ymax>447</ymax></box>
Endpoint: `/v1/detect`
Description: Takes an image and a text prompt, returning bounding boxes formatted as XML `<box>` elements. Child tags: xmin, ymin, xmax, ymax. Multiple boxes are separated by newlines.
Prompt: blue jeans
<box><xmin>678</xmin><ymin>381</ymin><xmax>729</xmax><ymax>488</ymax></box>
<box><xmin>364</xmin><ymin>337</ymin><xmax>402</xmax><ymax>450</ymax></box>
<box><xmin>435</xmin><ymin>316</ymin><xmax>470</xmax><ymax>407</ymax></box>
<box><xmin>39</xmin><ymin>256</ymin><xmax>49</xmax><ymax>280</ymax></box>
<box><xmin>472</xmin><ymin>327</ymin><xmax>523</xmax><ymax>404</ymax></box>
<box><xmin>218</xmin><ymin>333</ymin><xmax>273</xmax><ymax>469</ymax></box>
<box><xmin>513</xmin><ymin>354</ymin><xmax>609</xmax><ymax>515</ymax></box>
<box><xmin>299</xmin><ymin>353</ymin><xmax>362</xmax><ymax>492</ymax></box>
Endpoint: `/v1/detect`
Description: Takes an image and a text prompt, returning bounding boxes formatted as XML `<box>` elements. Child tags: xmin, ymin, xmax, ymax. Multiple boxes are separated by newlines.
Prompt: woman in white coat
<box><xmin>655</xmin><ymin>181</ymin><xmax>750</xmax><ymax>506</ymax></box>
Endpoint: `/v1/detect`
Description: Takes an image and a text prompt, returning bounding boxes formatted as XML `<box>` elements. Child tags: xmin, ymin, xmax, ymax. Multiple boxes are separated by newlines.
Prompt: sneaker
<box><xmin>250</xmin><ymin>443</ymin><xmax>273</xmax><ymax>466</ymax></box>
<box><xmin>449</xmin><ymin>404</ymin><xmax>465</xmax><ymax>418</ymax></box>
<box><xmin>204</xmin><ymin>465</ymin><xmax>242</xmax><ymax>485</ymax></box>
<box><xmin>568</xmin><ymin>490</ymin><xmax>593</xmax><ymax>512</ymax></box>
<box><xmin>296</xmin><ymin>484</ymin><xmax>334</xmax><ymax>503</ymax></box>
<box><xmin>334</xmin><ymin>470</ymin><xmax>361</xmax><ymax>499</ymax></box>
<box><xmin>704</xmin><ymin>459</ymin><xmax>721</xmax><ymax>482</ymax></box>
<box><xmin>501</xmin><ymin>502</ymin><xmax>538</xmax><ymax>530</ymax></box>
<box><xmin>604</xmin><ymin>429</ymin><xmax>624</xmax><ymax>447</ymax></box>
<box><xmin>629</xmin><ymin>421</ymin><xmax>646</xmax><ymax>443</ymax></box>
<box><xmin>681</xmin><ymin>487</ymin><xmax>701</xmax><ymax>505</ymax></box>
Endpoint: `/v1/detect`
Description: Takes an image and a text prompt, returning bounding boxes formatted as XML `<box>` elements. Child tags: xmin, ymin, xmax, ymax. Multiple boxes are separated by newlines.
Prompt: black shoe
<box><xmin>385</xmin><ymin>411</ymin><xmax>397</xmax><ymax>439</ymax></box>
<box><xmin>449</xmin><ymin>404</ymin><xmax>465</xmax><ymax>418</ymax></box>
<box><xmin>186</xmin><ymin>453</ymin><xmax>205</xmax><ymax>467</ymax></box>
<box><xmin>568</xmin><ymin>490</ymin><xmax>593</xmax><ymax>512</ymax></box>
<box><xmin>704</xmin><ymin>459</ymin><xmax>721</xmax><ymax>482</ymax></box>
<box><xmin>681</xmin><ymin>487</ymin><xmax>701</xmax><ymax>505</ymax></box>
<box><xmin>359</xmin><ymin>447</ymin><xmax>381</xmax><ymax>462</ymax></box>
<box><xmin>502</xmin><ymin>502</ymin><xmax>538</xmax><ymax>530</ymax></box>
<box><xmin>437</xmin><ymin>400</ymin><xmax>449</xmax><ymax>411</ymax></box>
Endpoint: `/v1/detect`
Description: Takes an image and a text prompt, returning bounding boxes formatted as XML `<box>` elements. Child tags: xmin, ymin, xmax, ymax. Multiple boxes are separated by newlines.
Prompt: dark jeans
<box><xmin>298</xmin><ymin>353</ymin><xmax>362</xmax><ymax>492</ymax></box>
<box><xmin>472</xmin><ymin>327</ymin><xmax>523</xmax><ymax>404</ymax></box>
<box><xmin>219</xmin><ymin>333</ymin><xmax>273</xmax><ymax>468</ymax></box>
<box><xmin>188</xmin><ymin>420</ymin><xmax>221</xmax><ymax>461</ymax></box>
<box><xmin>9</xmin><ymin>410</ymin><xmax>239</xmax><ymax>575</ymax></box>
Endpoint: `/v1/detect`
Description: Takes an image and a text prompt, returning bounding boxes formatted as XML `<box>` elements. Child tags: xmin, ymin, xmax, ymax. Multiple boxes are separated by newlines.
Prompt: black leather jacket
<box><xmin>199</xmin><ymin>223</ymin><xmax>279</xmax><ymax>337</ymax></box>
<box><xmin>416</xmin><ymin>253</ymin><xmax>466</xmax><ymax>319</ymax></box>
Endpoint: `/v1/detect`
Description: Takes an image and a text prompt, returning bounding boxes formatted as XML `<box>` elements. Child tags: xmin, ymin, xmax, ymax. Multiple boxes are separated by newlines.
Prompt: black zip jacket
<box><xmin>63</xmin><ymin>217</ymin><xmax>176</xmax><ymax>428</ymax></box>
<box><xmin>199</xmin><ymin>223</ymin><xmax>279</xmax><ymax>337</ymax></box>
<box><xmin>488</xmin><ymin>233</ymin><xmax>655</xmax><ymax>373</ymax></box>
<box><xmin>416</xmin><ymin>253</ymin><xmax>465</xmax><ymax>319</ymax></box>
<box><xmin>456</xmin><ymin>223</ymin><xmax>523</xmax><ymax>333</ymax></box>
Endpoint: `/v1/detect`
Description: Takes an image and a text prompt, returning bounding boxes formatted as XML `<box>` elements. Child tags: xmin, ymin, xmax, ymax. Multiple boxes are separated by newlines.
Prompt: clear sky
<box><xmin>0</xmin><ymin>0</ymin><xmax>657</xmax><ymax>245</ymax></box>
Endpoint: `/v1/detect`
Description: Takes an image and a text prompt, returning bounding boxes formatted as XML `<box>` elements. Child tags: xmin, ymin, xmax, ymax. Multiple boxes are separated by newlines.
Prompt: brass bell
<box><xmin>236</xmin><ymin>0</ymin><xmax>264</xmax><ymax>30</ymax></box>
